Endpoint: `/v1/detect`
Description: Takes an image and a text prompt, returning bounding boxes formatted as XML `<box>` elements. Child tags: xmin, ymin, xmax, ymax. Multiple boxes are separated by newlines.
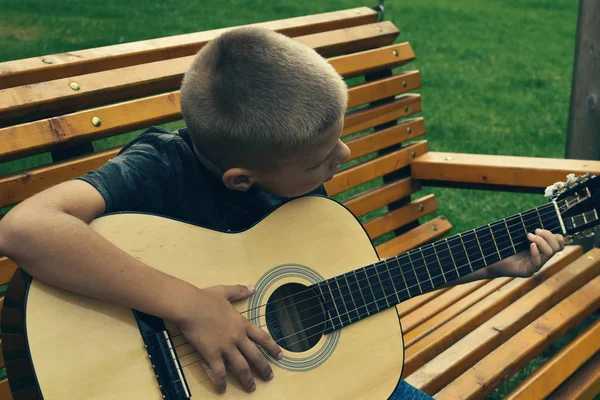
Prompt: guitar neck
<box><xmin>315</xmin><ymin>201</ymin><xmax>564</xmax><ymax>332</ymax></box>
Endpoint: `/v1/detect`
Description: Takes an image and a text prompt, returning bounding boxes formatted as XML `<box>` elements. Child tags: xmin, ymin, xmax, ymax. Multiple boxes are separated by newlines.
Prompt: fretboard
<box><xmin>314</xmin><ymin>201</ymin><xmax>564</xmax><ymax>332</ymax></box>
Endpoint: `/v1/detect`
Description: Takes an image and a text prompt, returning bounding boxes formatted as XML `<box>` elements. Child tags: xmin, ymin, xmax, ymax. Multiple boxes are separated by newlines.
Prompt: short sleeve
<box><xmin>76</xmin><ymin>131</ymin><xmax>179</xmax><ymax>214</ymax></box>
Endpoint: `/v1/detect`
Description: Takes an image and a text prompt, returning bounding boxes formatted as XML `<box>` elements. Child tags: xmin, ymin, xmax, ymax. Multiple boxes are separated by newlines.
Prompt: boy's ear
<box><xmin>222</xmin><ymin>168</ymin><xmax>255</xmax><ymax>192</ymax></box>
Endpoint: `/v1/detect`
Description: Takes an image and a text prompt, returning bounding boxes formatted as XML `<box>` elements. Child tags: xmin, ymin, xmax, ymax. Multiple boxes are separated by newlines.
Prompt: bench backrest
<box><xmin>0</xmin><ymin>8</ymin><xmax>452</xmax><ymax>396</ymax></box>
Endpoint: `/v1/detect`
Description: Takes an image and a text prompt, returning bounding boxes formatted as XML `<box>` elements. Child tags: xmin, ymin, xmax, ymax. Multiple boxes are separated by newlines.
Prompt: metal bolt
<box><xmin>410</xmin><ymin>151</ymin><xmax>416</xmax><ymax>158</ymax></box>
<box><xmin>69</xmin><ymin>82</ymin><xmax>80</xmax><ymax>91</ymax></box>
<box><xmin>404</xmin><ymin>105</ymin><xmax>410</xmax><ymax>113</ymax></box>
<box><xmin>402</xmin><ymin>80</ymin><xmax>407</xmax><ymax>88</ymax></box>
<box><xmin>91</xmin><ymin>116</ymin><xmax>102</xmax><ymax>127</ymax></box>
<box><xmin>407</xmin><ymin>126</ymin><xmax>412</xmax><ymax>135</ymax></box>
<box><xmin>587</xmin><ymin>256</ymin><xmax>595</xmax><ymax>261</ymax></box>
<box><xmin>445</xmin><ymin>156</ymin><xmax>453</xmax><ymax>161</ymax></box>
<box><xmin>432</xmin><ymin>225</ymin><xmax>438</xmax><ymax>232</ymax></box>
<box><xmin>353</xmin><ymin>9</ymin><xmax>361</xmax><ymax>14</ymax></box>
<box><xmin>418</xmin><ymin>204</ymin><xmax>424</xmax><ymax>212</ymax></box>
<box><xmin>376</xmin><ymin>26</ymin><xmax>383</xmax><ymax>32</ymax></box>
<box><xmin>42</xmin><ymin>58</ymin><xmax>53</xmax><ymax>64</ymax></box>
<box><xmin>393</xmin><ymin>50</ymin><xmax>399</xmax><ymax>57</ymax></box>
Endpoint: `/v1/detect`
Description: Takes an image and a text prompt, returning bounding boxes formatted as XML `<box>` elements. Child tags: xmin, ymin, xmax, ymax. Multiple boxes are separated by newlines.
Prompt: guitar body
<box><xmin>23</xmin><ymin>196</ymin><xmax>405</xmax><ymax>399</ymax></box>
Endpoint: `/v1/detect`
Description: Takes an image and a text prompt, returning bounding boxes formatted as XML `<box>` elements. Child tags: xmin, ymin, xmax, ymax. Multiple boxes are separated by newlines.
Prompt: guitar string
<box><xmin>167</xmin><ymin>201</ymin><xmax>565</xmax><ymax>350</ymax></box>
<box><xmin>167</xmin><ymin>206</ymin><xmax>566</xmax><ymax>348</ymax></box>
<box><xmin>167</xmin><ymin>203</ymin><xmax>565</xmax><ymax>344</ymax></box>
<box><xmin>166</xmin><ymin>219</ymin><xmax>565</xmax><ymax>391</ymax></box>
<box><xmin>166</xmin><ymin>219</ymin><xmax>563</xmax><ymax>375</ymax></box>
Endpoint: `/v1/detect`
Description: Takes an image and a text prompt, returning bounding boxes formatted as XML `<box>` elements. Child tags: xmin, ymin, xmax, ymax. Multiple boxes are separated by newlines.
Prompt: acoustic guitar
<box><xmin>7</xmin><ymin>174</ymin><xmax>600</xmax><ymax>399</ymax></box>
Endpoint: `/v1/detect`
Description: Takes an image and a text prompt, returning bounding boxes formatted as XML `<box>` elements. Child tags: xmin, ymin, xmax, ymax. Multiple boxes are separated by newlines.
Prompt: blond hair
<box><xmin>180</xmin><ymin>26</ymin><xmax>348</xmax><ymax>170</ymax></box>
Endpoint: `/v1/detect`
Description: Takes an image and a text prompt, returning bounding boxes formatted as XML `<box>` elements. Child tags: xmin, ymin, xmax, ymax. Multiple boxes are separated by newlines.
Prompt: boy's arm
<box><xmin>445</xmin><ymin>229</ymin><xmax>565</xmax><ymax>286</ymax></box>
<box><xmin>0</xmin><ymin>180</ymin><xmax>281</xmax><ymax>394</ymax></box>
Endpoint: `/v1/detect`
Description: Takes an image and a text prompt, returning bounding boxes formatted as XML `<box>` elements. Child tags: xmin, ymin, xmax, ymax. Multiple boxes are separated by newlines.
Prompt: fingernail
<box><xmin>528</xmin><ymin>233</ymin><xmax>533</xmax><ymax>238</ymax></box>
<box><xmin>267</xmin><ymin>372</ymin><xmax>274</xmax><ymax>381</ymax></box>
<box><xmin>247</xmin><ymin>285</ymin><xmax>255</xmax><ymax>293</ymax></box>
<box><xmin>249</xmin><ymin>384</ymin><xmax>256</xmax><ymax>392</ymax></box>
<box><xmin>277</xmin><ymin>352</ymin><xmax>284</xmax><ymax>360</ymax></box>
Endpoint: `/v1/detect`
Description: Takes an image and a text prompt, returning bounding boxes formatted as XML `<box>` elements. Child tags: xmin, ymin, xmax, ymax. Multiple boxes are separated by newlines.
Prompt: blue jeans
<box><xmin>389</xmin><ymin>380</ymin><xmax>433</xmax><ymax>399</ymax></box>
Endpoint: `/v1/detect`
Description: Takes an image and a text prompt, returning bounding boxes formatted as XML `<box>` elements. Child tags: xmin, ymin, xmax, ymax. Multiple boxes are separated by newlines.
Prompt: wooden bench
<box><xmin>0</xmin><ymin>7</ymin><xmax>599</xmax><ymax>399</ymax></box>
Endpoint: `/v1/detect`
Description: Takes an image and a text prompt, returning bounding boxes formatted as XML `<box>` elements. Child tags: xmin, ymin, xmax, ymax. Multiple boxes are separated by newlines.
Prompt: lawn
<box><xmin>1</xmin><ymin>0</ymin><xmax>595</xmax><ymax>398</ymax></box>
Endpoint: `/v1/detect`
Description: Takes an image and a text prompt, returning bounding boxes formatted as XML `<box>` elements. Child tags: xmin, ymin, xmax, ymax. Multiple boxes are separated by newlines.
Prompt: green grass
<box><xmin>1</xmin><ymin>0</ymin><xmax>594</xmax><ymax>398</ymax></box>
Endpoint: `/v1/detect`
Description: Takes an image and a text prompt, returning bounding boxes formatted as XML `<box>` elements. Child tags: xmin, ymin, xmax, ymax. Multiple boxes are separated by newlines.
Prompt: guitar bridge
<box><xmin>134</xmin><ymin>310</ymin><xmax>191</xmax><ymax>399</ymax></box>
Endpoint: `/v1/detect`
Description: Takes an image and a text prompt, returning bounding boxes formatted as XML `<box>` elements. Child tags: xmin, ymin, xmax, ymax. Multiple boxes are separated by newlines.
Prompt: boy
<box><xmin>0</xmin><ymin>26</ymin><xmax>564</xmax><ymax>398</ymax></box>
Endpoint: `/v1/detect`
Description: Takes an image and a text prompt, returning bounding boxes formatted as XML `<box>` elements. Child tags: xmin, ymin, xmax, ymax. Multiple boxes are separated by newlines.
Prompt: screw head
<box><xmin>418</xmin><ymin>204</ymin><xmax>425</xmax><ymax>212</ymax></box>
<box><xmin>445</xmin><ymin>156</ymin><xmax>453</xmax><ymax>161</ymax></box>
<box><xmin>91</xmin><ymin>116</ymin><xmax>102</xmax><ymax>127</ymax></box>
<box><xmin>410</xmin><ymin>151</ymin><xmax>416</xmax><ymax>158</ymax></box>
<box><xmin>42</xmin><ymin>58</ymin><xmax>53</xmax><ymax>64</ymax></box>
<box><xmin>402</xmin><ymin>80</ymin><xmax>407</xmax><ymax>88</ymax></box>
<box><xmin>404</xmin><ymin>105</ymin><xmax>410</xmax><ymax>113</ymax></box>
<box><xmin>407</xmin><ymin>126</ymin><xmax>412</xmax><ymax>134</ymax></box>
<box><xmin>69</xmin><ymin>82</ymin><xmax>80</xmax><ymax>91</ymax></box>
<box><xmin>432</xmin><ymin>225</ymin><xmax>438</xmax><ymax>232</ymax></box>
<box><xmin>393</xmin><ymin>50</ymin><xmax>399</xmax><ymax>57</ymax></box>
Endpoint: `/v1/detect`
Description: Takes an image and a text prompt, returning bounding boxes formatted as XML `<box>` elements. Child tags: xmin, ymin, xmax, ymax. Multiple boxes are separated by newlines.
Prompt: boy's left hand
<box><xmin>487</xmin><ymin>229</ymin><xmax>565</xmax><ymax>278</ymax></box>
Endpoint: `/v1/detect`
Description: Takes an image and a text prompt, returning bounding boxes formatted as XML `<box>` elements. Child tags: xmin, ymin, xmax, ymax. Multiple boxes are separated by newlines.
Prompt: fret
<box><xmin>504</xmin><ymin>219</ymin><xmax>517</xmax><ymax>253</ymax></box>
<box><xmin>390</xmin><ymin>258</ymin><xmax>412</xmax><ymax>299</ymax></box>
<box><xmin>315</xmin><ymin>282</ymin><xmax>339</xmax><ymax>331</ymax></box>
<box><xmin>383</xmin><ymin>260</ymin><xmax>402</xmax><ymax>304</ymax></box>
<box><xmin>421</xmin><ymin>245</ymin><xmax>446</xmax><ymax>288</ymax></box>
<box><xmin>373</xmin><ymin>262</ymin><xmax>393</xmax><ymax>308</ymax></box>
<box><xmin>445</xmin><ymin>236</ymin><xmax>471</xmax><ymax>279</ymax></box>
<box><xmin>420</xmin><ymin>248</ymin><xmax>435</xmax><ymax>288</ymax></box>
<box><xmin>396</xmin><ymin>254</ymin><xmax>421</xmax><ymax>298</ymax></box>
<box><xmin>326</xmin><ymin>279</ymin><xmax>349</xmax><ymax>326</ymax></box>
<box><xmin>472</xmin><ymin>230</ymin><xmax>491</xmax><ymax>266</ymax></box>
<box><xmin>517</xmin><ymin>213</ymin><xmax>529</xmax><ymax>237</ymax></box>
<box><xmin>405</xmin><ymin>252</ymin><xmax>423</xmax><ymax>294</ymax></box>
<box><xmin>459</xmin><ymin>233</ymin><xmax>476</xmax><ymax>271</ymax></box>
<box><xmin>431</xmin><ymin>244</ymin><xmax>447</xmax><ymax>284</ymax></box>
<box><xmin>488</xmin><ymin>224</ymin><xmax>502</xmax><ymax>260</ymax></box>
<box><xmin>336</xmin><ymin>275</ymin><xmax>359</xmax><ymax>323</ymax></box>
<box><xmin>354</xmin><ymin>268</ymin><xmax>379</xmax><ymax>315</ymax></box>
<box><xmin>460</xmin><ymin>231</ymin><xmax>487</xmax><ymax>271</ymax></box>
<box><xmin>476</xmin><ymin>227</ymin><xmax>501</xmax><ymax>265</ymax></box>
<box><xmin>352</xmin><ymin>270</ymin><xmax>370</xmax><ymax>317</ymax></box>
<box><xmin>409</xmin><ymin>250</ymin><xmax>433</xmax><ymax>293</ymax></box>
<box><xmin>535</xmin><ymin>208</ymin><xmax>545</xmax><ymax>229</ymax></box>
<box><xmin>433</xmin><ymin>240</ymin><xmax>459</xmax><ymax>282</ymax></box>
<box><xmin>361</xmin><ymin>266</ymin><xmax>388</xmax><ymax>311</ymax></box>
<box><xmin>522</xmin><ymin>209</ymin><xmax>541</xmax><ymax>236</ymax></box>
<box><xmin>491</xmin><ymin>221</ymin><xmax>515</xmax><ymax>259</ymax></box>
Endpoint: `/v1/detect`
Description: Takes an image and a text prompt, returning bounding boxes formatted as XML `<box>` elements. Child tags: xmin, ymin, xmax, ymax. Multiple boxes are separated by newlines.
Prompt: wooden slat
<box><xmin>412</xmin><ymin>152</ymin><xmax>600</xmax><ymax>189</ymax></box>
<box><xmin>363</xmin><ymin>194</ymin><xmax>438</xmax><ymax>239</ymax></box>
<box><xmin>404</xmin><ymin>245</ymin><xmax>593</xmax><ymax>392</ymax></box>
<box><xmin>345</xmin><ymin>118</ymin><xmax>425</xmax><ymax>162</ymax></box>
<box><xmin>401</xmin><ymin>280</ymin><xmax>497</xmax><ymax>337</ymax></box>
<box><xmin>435</xmin><ymin>274</ymin><xmax>600</xmax><ymax>399</ymax></box>
<box><xmin>347</xmin><ymin>70</ymin><xmax>420</xmax><ymax>109</ymax></box>
<box><xmin>342</xmin><ymin>177</ymin><xmax>420</xmax><ymax>217</ymax></box>
<box><xmin>0</xmin><ymin>7</ymin><xmax>379</xmax><ymax>89</ymax></box>
<box><xmin>0</xmin><ymin>258</ymin><xmax>17</xmax><ymax>286</ymax></box>
<box><xmin>395</xmin><ymin>287</ymin><xmax>451</xmax><ymax>319</ymax></box>
<box><xmin>375</xmin><ymin>216</ymin><xmax>452</xmax><ymax>259</ymax></box>
<box><xmin>0</xmin><ymin>379</ymin><xmax>12</xmax><ymax>400</ymax></box>
<box><xmin>342</xmin><ymin>94</ymin><xmax>422</xmax><ymax>137</ymax></box>
<box><xmin>325</xmin><ymin>140</ymin><xmax>428</xmax><ymax>196</ymax></box>
<box><xmin>548</xmin><ymin>351</ymin><xmax>600</xmax><ymax>400</ymax></box>
<box><xmin>0</xmin><ymin>149</ymin><xmax>120</xmax><ymax>208</ymax></box>
<box><xmin>328</xmin><ymin>42</ymin><xmax>415</xmax><ymax>78</ymax></box>
<box><xmin>0</xmin><ymin>21</ymin><xmax>399</xmax><ymax>125</ymax></box>
<box><xmin>507</xmin><ymin>320</ymin><xmax>600</xmax><ymax>400</ymax></box>
<box><xmin>0</xmin><ymin>92</ymin><xmax>181</xmax><ymax>163</ymax></box>
<box><xmin>402</xmin><ymin>247</ymin><xmax>580</xmax><ymax>373</ymax></box>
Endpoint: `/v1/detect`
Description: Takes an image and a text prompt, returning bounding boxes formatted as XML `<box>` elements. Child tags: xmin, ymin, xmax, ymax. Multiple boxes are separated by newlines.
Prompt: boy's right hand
<box><xmin>176</xmin><ymin>284</ymin><xmax>283</xmax><ymax>394</ymax></box>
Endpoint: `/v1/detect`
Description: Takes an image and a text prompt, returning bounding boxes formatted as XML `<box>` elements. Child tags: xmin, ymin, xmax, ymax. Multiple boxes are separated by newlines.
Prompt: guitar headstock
<box><xmin>545</xmin><ymin>173</ymin><xmax>600</xmax><ymax>241</ymax></box>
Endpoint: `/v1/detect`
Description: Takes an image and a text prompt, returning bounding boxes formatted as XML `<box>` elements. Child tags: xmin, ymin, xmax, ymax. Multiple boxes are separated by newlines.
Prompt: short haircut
<box><xmin>180</xmin><ymin>26</ymin><xmax>348</xmax><ymax>170</ymax></box>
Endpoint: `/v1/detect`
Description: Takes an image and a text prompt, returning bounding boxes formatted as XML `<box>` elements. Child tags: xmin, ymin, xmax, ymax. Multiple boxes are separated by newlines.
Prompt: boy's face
<box><xmin>223</xmin><ymin>118</ymin><xmax>350</xmax><ymax>198</ymax></box>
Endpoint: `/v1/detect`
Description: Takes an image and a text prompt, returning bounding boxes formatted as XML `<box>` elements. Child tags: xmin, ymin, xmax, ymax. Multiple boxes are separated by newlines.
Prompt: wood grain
<box><xmin>404</xmin><ymin>245</ymin><xmax>592</xmax><ymax>390</ymax></box>
<box><xmin>341</xmin><ymin>177</ymin><xmax>420</xmax><ymax>217</ymax></box>
<box><xmin>343</xmin><ymin>95</ymin><xmax>421</xmax><ymax>137</ymax></box>
<box><xmin>412</xmin><ymin>152</ymin><xmax>600</xmax><ymax>189</ymax></box>
<box><xmin>375</xmin><ymin>217</ymin><xmax>452</xmax><ymax>260</ymax></box>
<box><xmin>0</xmin><ymin>8</ymin><xmax>379</xmax><ymax>89</ymax></box>
<box><xmin>325</xmin><ymin>141</ymin><xmax>428</xmax><ymax>196</ymax></box>
<box><xmin>506</xmin><ymin>319</ymin><xmax>600</xmax><ymax>400</ymax></box>
<box><xmin>547</xmin><ymin>351</ymin><xmax>600</xmax><ymax>400</ymax></box>
<box><xmin>1</xmin><ymin>22</ymin><xmax>399</xmax><ymax>124</ymax></box>
<box><xmin>328</xmin><ymin>42</ymin><xmax>415</xmax><ymax>79</ymax></box>
<box><xmin>434</xmin><ymin>274</ymin><xmax>600</xmax><ymax>399</ymax></box>
<box><xmin>347</xmin><ymin>70</ymin><xmax>420</xmax><ymax>109</ymax></box>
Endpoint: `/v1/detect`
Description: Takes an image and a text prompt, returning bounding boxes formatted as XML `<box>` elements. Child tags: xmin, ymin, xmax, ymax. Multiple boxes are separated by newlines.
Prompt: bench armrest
<box><xmin>412</xmin><ymin>152</ymin><xmax>600</xmax><ymax>193</ymax></box>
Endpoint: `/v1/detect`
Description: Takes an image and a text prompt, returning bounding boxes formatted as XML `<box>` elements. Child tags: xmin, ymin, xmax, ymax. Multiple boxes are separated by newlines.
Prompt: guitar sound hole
<box><xmin>265</xmin><ymin>283</ymin><xmax>326</xmax><ymax>353</ymax></box>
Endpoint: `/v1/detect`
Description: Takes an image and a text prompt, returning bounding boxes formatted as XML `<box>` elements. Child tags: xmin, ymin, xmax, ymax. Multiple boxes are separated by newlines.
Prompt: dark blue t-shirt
<box><xmin>77</xmin><ymin>126</ymin><xmax>326</xmax><ymax>231</ymax></box>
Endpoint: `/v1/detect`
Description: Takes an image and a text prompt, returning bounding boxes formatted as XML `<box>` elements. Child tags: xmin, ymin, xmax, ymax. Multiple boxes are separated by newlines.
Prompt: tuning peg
<box><xmin>574</xmin><ymin>232</ymin><xmax>584</xmax><ymax>239</ymax></box>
